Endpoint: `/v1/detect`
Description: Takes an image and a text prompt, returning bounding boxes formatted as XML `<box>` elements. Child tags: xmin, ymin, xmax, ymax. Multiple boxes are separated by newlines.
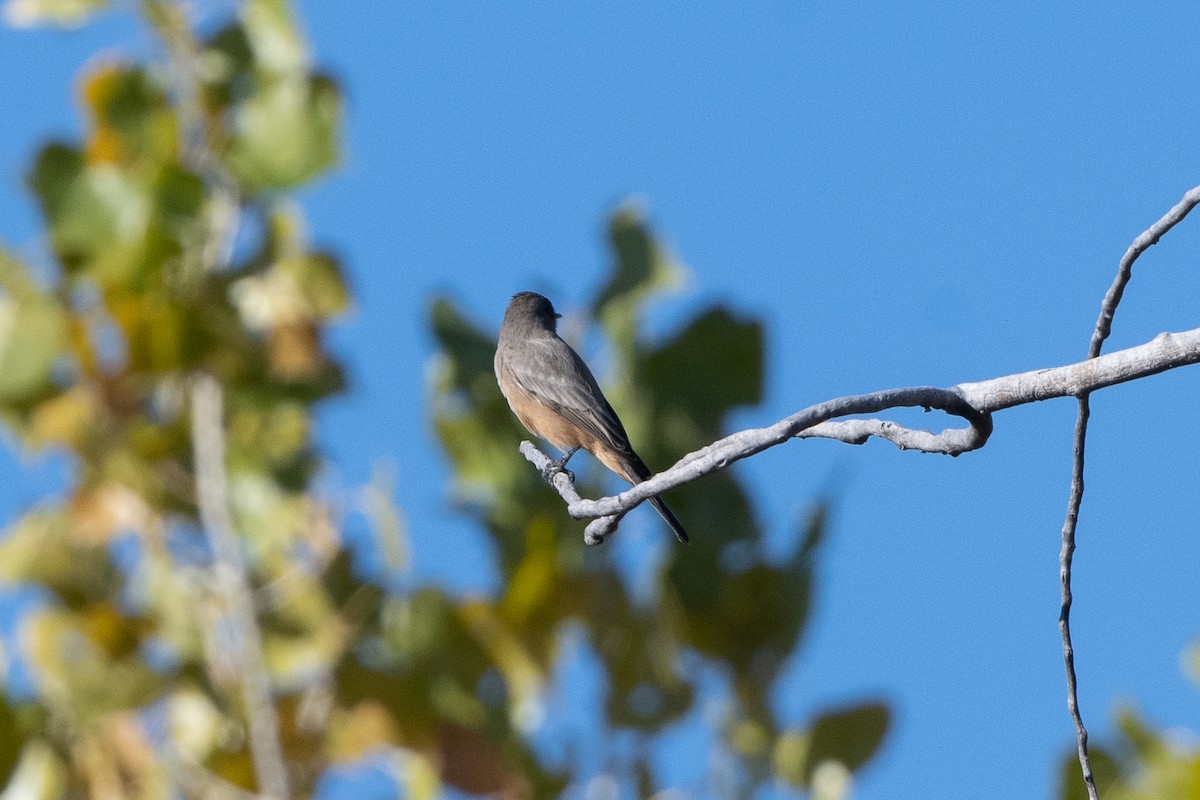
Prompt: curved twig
<box><xmin>520</xmin><ymin>325</ymin><xmax>1200</xmax><ymax>544</ymax></box>
<box><xmin>528</xmin><ymin>386</ymin><xmax>990</xmax><ymax>544</ymax></box>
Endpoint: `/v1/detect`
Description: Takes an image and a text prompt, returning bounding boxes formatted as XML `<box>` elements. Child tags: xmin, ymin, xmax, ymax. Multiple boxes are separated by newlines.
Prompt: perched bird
<box><xmin>494</xmin><ymin>291</ymin><xmax>690</xmax><ymax>543</ymax></box>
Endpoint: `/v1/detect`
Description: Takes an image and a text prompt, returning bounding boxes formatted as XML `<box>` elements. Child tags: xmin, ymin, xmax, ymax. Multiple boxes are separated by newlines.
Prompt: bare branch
<box><xmin>1061</xmin><ymin>395</ymin><xmax>1095</xmax><ymax>800</ymax></box>
<box><xmin>144</xmin><ymin>4</ymin><xmax>292</xmax><ymax>796</ymax></box>
<box><xmin>525</xmin><ymin>186</ymin><xmax>1200</xmax><ymax>798</ymax></box>
<box><xmin>191</xmin><ymin>376</ymin><xmax>291</xmax><ymax>800</ymax></box>
<box><xmin>1058</xmin><ymin>182</ymin><xmax>1200</xmax><ymax>800</ymax></box>
<box><xmin>521</xmin><ymin>325</ymin><xmax>1200</xmax><ymax>544</ymax></box>
<box><xmin>1091</xmin><ymin>185</ymin><xmax>1200</xmax><ymax>359</ymax></box>
<box><xmin>956</xmin><ymin>328</ymin><xmax>1200</xmax><ymax>410</ymax></box>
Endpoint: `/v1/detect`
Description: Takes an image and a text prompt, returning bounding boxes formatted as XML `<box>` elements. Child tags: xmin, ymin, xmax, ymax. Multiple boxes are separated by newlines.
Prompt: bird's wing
<box><xmin>510</xmin><ymin>337</ymin><xmax>637</xmax><ymax>459</ymax></box>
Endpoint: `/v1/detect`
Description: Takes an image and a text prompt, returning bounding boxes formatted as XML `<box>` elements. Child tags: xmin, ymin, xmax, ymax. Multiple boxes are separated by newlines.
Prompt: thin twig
<box><xmin>1092</xmin><ymin>186</ymin><xmax>1200</xmax><ymax>359</ymax></box>
<box><xmin>1062</xmin><ymin>395</ymin><xmax>1094</xmax><ymax>799</ymax></box>
<box><xmin>521</xmin><ymin>326</ymin><xmax>1200</xmax><ymax>544</ymax></box>
<box><xmin>1058</xmin><ymin>183</ymin><xmax>1200</xmax><ymax>799</ymax></box>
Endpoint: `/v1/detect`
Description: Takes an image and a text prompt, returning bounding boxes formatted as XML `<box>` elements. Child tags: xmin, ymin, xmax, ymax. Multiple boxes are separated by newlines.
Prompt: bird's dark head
<box><xmin>504</xmin><ymin>291</ymin><xmax>561</xmax><ymax>333</ymax></box>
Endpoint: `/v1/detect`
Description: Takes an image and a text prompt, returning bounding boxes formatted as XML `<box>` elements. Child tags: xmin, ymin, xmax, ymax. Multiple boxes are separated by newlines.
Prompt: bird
<box><xmin>494</xmin><ymin>291</ymin><xmax>690</xmax><ymax>543</ymax></box>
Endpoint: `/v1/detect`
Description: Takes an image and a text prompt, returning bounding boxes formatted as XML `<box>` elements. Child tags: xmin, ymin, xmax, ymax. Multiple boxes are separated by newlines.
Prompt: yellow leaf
<box><xmin>326</xmin><ymin>701</ymin><xmax>399</xmax><ymax>760</ymax></box>
<box><xmin>30</xmin><ymin>387</ymin><xmax>95</xmax><ymax>448</ymax></box>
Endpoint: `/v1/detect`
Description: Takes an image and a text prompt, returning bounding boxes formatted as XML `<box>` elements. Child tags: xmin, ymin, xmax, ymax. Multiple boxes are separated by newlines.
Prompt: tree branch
<box><xmin>1092</xmin><ymin>186</ymin><xmax>1200</xmax><ymax>359</ymax></box>
<box><xmin>191</xmin><ymin>375</ymin><xmax>291</xmax><ymax>800</ymax></box>
<box><xmin>522</xmin><ymin>185</ymin><xmax>1200</xmax><ymax>799</ymax></box>
<box><xmin>1057</xmin><ymin>183</ymin><xmax>1200</xmax><ymax>800</ymax></box>
<box><xmin>145</xmin><ymin>3</ymin><xmax>291</xmax><ymax>796</ymax></box>
<box><xmin>521</xmin><ymin>325</ymin><xmax>1200</xmax><ymax>545</ymax></box>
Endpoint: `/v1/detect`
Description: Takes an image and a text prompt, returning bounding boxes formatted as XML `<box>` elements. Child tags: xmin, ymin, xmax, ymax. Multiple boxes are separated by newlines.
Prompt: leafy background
<box><xmin>0</xmin><ymin>2</ymin><xmax>1199</xmax><ymax>799</ymax></box>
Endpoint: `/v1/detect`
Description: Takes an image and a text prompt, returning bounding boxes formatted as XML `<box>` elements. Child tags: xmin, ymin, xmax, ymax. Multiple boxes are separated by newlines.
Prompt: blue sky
<box><xmin>3</xmin><ymin>3</ymin><xmax>1200</xmax><ymax>798</ymax></box>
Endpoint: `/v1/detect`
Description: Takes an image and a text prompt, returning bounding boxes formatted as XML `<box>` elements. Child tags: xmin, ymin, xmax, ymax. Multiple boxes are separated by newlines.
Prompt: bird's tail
<box><xmin>648</xmin><ymin>495</ymin><xmax>690</xmax><ymax>544</ymax></box>
<box><xmin>621</xmin><ymin>454</ymin><xmax>690</xmax><ymax>544</ymax></box>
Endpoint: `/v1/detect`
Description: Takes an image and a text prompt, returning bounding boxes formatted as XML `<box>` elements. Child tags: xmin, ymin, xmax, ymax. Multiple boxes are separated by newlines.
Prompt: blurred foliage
<box><xmin>430</xmin><ymin>205</ymin><xmax>891</xmax><ymax>796</ymax></box>
<box><xmin>2</xmin><ymin>0</ymin><xmax>108</xmax><ymax>28</ymax></box>
<box><xmin>0</xmin><ymin>1</ymin><xmax>893</xmax><ymax>799</ymax></box>
<box><xmin>1054</xmin><ymin>624</ymin><xmax>1200</xmax><ymax>798</ymax></box>
<box><xmin>1058</xmin><ymin>700</ymin><xmax>1200</xmax><ymax>800</ymax></box>
<box><xmin>3</xmin><ymin>4</ymin><xmax>1197</xmax><ymax>799</ymax></box>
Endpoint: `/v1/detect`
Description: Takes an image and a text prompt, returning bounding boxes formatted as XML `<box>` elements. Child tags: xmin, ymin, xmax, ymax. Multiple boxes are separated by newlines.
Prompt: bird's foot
<box><xmin>541</xmin><ymin>447</ymin><xmax>578</xmax><ymax>484</ymax></box>
<box><xmin>541</xmin><ymin>461</ymin><xmax>575</xmax><ymax>484</ymax></box>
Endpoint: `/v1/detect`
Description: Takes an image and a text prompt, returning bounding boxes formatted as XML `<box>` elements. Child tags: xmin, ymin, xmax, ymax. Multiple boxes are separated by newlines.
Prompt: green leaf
<box><xmin>1117</xmin><ymin>707</ymin><xmax>1164</xmax><ymax>762</ymax></box>
<box><xmin>778</xmin><ymin>701</ymin><xmax>890</xmax><ymax>787</ymax></box>
<box><xmin>774</xmin><ymin>729</ymin><xmax>809</xmax><ymax>785</ymax></box>
<box><xmin>203</xmin><ymin>4</ymin><xmax>337</xmax><ymax>192</ymax></box>
<box><xmin>1056</xmin><ymin>745</ymin><xmax>1118</xmax><ymax>800</ymax></box>
<box><xmin>3</xmin><ymin>0</ymin><xmax>108</xmax><ymax>28</ymax></box>
<box><xmin>598</xmin><ymin>584</ymin><xmax>693</xmax><ymax>728</ymax></box>
<box><xmin>224</xmin><ymin>74</ymin><xmax>340</xmax><ymax>191</ymax></box>
<box><xmin>671</xmin><ymin>504</ymin><xmax>826</xmax><ymax>709</ymax></box>
<box><xmin>28</xmin><ymin>143</ymin><xmax>100</xmax><ymax>264</ymax></box>
<box><xmin>0</xmin><ymin>510</ymin><xmax>116</xmax><ymax>605</ymax></box>
<box><xmin>201</xmin><ymin>21</ymin><xmax>254</xmax><ymax>105</ymax></box>
<box><xmin>153</xmin><ymin>163</ymin><xmax>206</xmax><ymax>229</ymax></box>
<box><xmin>111</xmin><ymin>291</ymin><xmax>213</xmax><ymax>372</ymax></box>
<box><xmin>226</xmin><ymin>397</ymin><xmax>312</xmax><ymax>476</ymax></box>
<box><xmin>28</xmin><ymin>143</ymin><xmax>153</xmax><ymax>285</ymax></box>
<box><xmin>642</xmin><ymin>306</ymin><xmax>763</xmax><ymax>439</ymax></box>
<box><xmin>593</xmin><ymin>205</ymin><xmax>683</xmax><ymax>328</ymax></box>
<box><xmin>287</xmin><ymin>252</ymin><xmax>348</xmax><ymax>318</ymax></box>
<box><xmin>25</xmin><ymin>609</ymin><xmax>165</xmax><ymax>718</ymax></box>
<box><xmin>381</xmin><ymin>590</ymin><xmax>464</xmax><ymax>670</ymax></box>
<box><xmin>241</xmin><ymin>0</ymin><xmax>308</xmax><ymax>72</ymax></box>
<box><xmin>429</xmin><ymin>296</ymin><xmax>498</xmax><ymax>399</ymax></box>
<box><xmin>664</xmin><ymin>469</ymin><xmax>757</xmax><ymax>586</ymax></box>
<box><xmin>0</xmin><ymin>694</ymin><xmax>24</xmax><ymax>788</ymax></box>
<box><xmin>0</xmin><ymin>252</ymin><xmax>67</xmax><ymax>405</ymax></box>
<box><xmin>81</xmin><ymin>63</ymin><xmax>177</xmax><ymax>167</ymax></box>
<box><xmin>226</xmin><ymin>471</ymin><xmax>315</xmax><ymax>568</ymax></box>
<box><xmin>685</xmin><ymin>548</ymin><xmax>813</xmax><ymax>704</ymax></box>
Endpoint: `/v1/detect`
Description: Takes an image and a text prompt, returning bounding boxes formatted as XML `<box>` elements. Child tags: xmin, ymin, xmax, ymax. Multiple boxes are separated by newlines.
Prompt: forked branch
<box><xmin>521</xmin><ymin>183</ymin><xmax>1200</xmax><ymax>800</ymax></box>
<box><xmin>522</xmin><ymin>325</ymin><xmax>1200</xmax><ymax>544</ymax></box>
<box><xmin>1057</xmin><ymin>183</ymin><xmax>1200</xmax><ymax>800</ymax></box>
